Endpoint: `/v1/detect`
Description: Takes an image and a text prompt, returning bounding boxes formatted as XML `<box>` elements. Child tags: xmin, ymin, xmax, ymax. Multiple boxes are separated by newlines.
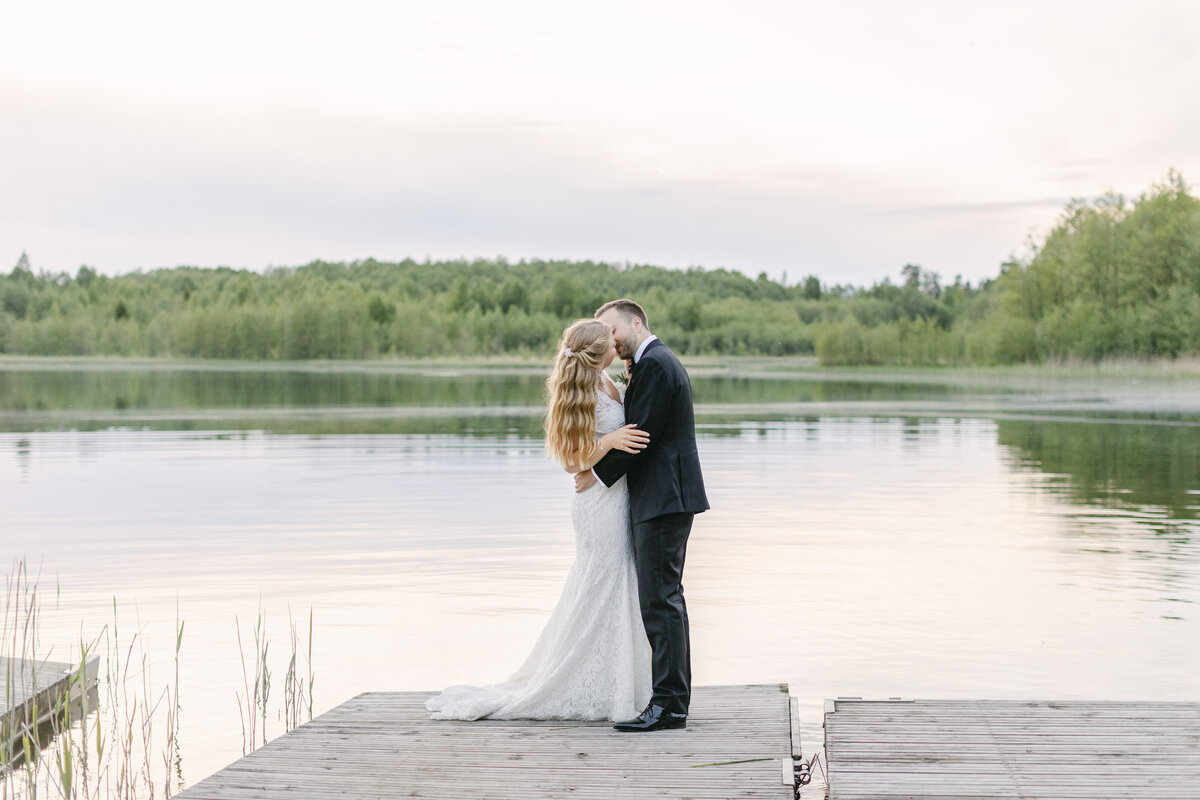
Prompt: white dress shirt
<box><xmin>633</xmin><ymin>334</ymin><xmax>658</xmax><ymax>364</ymax></box>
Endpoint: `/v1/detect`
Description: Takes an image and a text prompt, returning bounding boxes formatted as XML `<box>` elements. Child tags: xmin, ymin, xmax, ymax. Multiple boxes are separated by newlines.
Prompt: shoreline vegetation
<box><xmin>3</xmin><ymin>172</ymin><xmax>1199</xmax><ymax>367</ymax></box>
<box><xmin>4</xmin><ymin>353</ymin><xmax>1200</xmax><ymax>382</ymax></box>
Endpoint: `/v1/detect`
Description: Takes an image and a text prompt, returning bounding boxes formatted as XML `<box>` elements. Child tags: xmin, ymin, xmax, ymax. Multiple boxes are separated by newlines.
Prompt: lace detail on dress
<box><xmin>424</xmin><ymin>380</ymin><xmax>651</xmax><ymax>721</ymax></box>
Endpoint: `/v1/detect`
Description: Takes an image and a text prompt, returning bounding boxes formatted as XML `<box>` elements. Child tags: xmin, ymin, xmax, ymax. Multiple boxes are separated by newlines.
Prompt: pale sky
<box><xmin>4</xmin><ymin>0</ymin><xmax>1199</xmax><ymax>286</ymax></box>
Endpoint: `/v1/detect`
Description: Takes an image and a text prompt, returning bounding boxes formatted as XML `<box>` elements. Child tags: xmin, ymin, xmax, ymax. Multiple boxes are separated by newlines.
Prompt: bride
<box><xmin>425</xmin><ymin>319</ymin><xmax>653</xmax><ymax>721</ymax></box>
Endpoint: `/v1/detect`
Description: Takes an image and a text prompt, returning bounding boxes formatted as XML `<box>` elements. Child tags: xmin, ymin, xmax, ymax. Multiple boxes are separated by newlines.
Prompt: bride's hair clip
<box><xmin>562</xmin><ymin>347</ymin><xmax>574</xmax><ymax>358</ymax></box>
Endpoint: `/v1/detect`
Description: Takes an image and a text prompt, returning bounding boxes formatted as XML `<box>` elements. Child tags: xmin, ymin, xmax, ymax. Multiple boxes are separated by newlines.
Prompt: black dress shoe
<box><xmin>613</xmin><ymin>704</ymin><xmax>687</xmax><ymax>732</ymax></box>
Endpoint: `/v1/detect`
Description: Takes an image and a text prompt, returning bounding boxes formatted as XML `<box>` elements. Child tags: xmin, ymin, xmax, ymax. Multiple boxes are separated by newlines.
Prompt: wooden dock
<box><xmin>824</xmin><ymin>698</ymin><xmax>1200</xmax><ymax>799</ymax></box>
<box><xmin>2</xmin><ymin>655</ymin><xmax>99</xmax><ymax>759</ymax></box>
<box><xmin>179</xmin><ymin>683</ymin><xmax>796</xmax><ymax>799</ymax></box>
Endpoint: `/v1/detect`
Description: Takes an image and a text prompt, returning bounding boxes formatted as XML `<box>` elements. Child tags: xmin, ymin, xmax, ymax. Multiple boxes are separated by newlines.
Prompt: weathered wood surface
<box><xmin>180</xmin><ymin>683</ymin><xmax>795</xmax><ymax>799</ymax></box>
<box><xmin>824</xmin><ymin>698</ymin><xmax>1200</xmax><ymax>800</ymax></box>
<box><xmin>2</xmin><ymin>655</ymin><xmax>99</xmax><ymax>756</ymax></box>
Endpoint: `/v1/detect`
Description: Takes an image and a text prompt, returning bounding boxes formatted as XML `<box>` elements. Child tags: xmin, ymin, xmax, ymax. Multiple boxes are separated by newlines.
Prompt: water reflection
<box><xmin>9</xmin><ymin>363</ymin><xmax>1200</xmax><ymax>437</ymax></box>
<box><xmin>0</xmin><ymin>368</ymin><xmax>547</xmax><ymax>413</ymax></box>
<box><xmin>998</xmin><ymin>419</ymin><xmax>1200</xmax><ymax>519</ymax></box>
<box><xmin>0</xmin><ymin>365</ymin><xmax>975</xmax><ymax>418</ymax></box>
<box><xmin>997</xmin><ymin>418</ymin><xmax>1200</xmax><ymax>608</ymax></box>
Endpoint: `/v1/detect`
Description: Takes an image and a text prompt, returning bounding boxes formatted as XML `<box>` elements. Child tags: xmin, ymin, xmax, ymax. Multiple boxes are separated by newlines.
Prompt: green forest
<box><xmin>3</xmin><ymin>171</ymin><xmax>1198</xmax><ymax>365</ymax></box>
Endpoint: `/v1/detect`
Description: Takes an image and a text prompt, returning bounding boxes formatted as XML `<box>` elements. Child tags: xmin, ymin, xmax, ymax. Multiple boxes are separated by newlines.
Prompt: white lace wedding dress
<box><xmin>425</xmin><ymin>376</ymin><xmax>652</xmax><ymax>721</ymax></box>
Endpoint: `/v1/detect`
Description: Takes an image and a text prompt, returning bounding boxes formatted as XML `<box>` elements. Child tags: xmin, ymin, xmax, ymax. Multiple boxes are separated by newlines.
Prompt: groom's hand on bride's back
<box><xmin>574</xmin><ymin>471</ymin><xmax>598</xmax><ymax>494</ymax></box>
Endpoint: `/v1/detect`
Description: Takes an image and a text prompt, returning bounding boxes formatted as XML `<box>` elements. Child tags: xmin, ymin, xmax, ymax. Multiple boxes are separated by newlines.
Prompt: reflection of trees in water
<box><xmin>997</xmin><ymin>419</ymin><xmax>1200</xmax><ymax>521</ymax></box>
<box><xmin>1000</xmin><ymin>419</ymin><xmax>1200</xmax><ymax>607</ymax></box>
<box><xmin>0</xmin><ymin>369</ymin><xmax>976</xmax><ymax>416</ymax></box>
<box><xmin>3</xmin><ymin>414</ymin><xmax>549</xmax><ymax>437</ymax></box>
<box><xmin>693</xmin><ymin>376</ymin><xmax>970</xmax><ymax>404</ymax></box>
<box><xmin>0</xmin><ymin>369</ymin><xmax>550</xmax><ymax>411</ymax></box>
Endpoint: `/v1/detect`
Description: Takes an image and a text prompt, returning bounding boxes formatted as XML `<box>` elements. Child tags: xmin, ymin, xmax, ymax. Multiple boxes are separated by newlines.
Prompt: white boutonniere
<box><xmin>611</xmin><ymin>359</ymin><xmax>632</xmax><ymax>385</ymax></box>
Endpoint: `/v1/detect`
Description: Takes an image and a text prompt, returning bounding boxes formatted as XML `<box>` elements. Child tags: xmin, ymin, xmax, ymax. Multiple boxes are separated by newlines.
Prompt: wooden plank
<box><xmin>823</xmin><ymin>698</ymin><xmax>1200</xmax><ymax>800</ymax></box>
<box><xmin>179</xmin><ymin>684</ymin><xmax>794</xmax><ymax>799</ymax></box>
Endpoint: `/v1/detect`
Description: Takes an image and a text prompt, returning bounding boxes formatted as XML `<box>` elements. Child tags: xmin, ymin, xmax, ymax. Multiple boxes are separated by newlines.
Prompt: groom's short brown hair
<box><xmin>595</xmin><ymin>299</ymin><xmax>648</xmax><ymax>327</ymax></box>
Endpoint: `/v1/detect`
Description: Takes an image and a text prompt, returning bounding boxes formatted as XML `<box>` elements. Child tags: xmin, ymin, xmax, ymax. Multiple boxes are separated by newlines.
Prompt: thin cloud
<box><xmin>899</xmin><ymin>198</ymin><xmax>1075</xmax><ymax>216</ymax></box>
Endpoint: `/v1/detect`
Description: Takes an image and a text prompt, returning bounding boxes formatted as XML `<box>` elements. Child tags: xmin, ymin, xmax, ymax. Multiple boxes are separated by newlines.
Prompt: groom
<box><xmin>576</xmin><ymin>298</ymin><xmax>709</xmax><ymax>732</ymax></box>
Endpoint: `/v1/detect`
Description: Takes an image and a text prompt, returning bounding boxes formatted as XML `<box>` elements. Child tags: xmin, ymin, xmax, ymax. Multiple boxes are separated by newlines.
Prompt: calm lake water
<box><xmin>3</xmin><ymin>360</ymin><xmax>1200</xmax><ymax>789</ymax></box>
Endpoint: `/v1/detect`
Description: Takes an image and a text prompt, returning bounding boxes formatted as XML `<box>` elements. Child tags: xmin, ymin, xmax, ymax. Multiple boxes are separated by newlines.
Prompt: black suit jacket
<box><xmin>593</xmin><ymin>339</ymin><xmax>709</xmax><ymax>524</ymax></box>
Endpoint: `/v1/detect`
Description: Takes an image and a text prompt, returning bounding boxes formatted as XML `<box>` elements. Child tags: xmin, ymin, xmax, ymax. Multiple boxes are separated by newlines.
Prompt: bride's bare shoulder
<box><xmin>600</xmin><ymin>370</ymin><xmax>626</xmax><ymax>402</ymax></box>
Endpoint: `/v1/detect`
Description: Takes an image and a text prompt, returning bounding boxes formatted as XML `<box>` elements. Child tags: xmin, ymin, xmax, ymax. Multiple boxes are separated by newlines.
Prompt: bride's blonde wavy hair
<box><xmin>544</xmin><ymin>319</ymin><xmax>611</xmax><ymax>466</ymax></box>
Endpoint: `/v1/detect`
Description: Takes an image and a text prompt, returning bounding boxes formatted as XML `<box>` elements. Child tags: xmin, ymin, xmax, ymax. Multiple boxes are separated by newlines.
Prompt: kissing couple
<box><xmin>426</xmin><ymin>298</ymin><xmax>709</xmax><ymax>732</ymax></box>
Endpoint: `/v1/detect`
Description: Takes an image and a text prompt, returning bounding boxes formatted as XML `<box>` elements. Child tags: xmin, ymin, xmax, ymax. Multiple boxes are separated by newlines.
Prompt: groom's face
<box><xmin>598</xmin><ymin>309</ymin><xmax>640</xmax><ymax>361</ymax></box>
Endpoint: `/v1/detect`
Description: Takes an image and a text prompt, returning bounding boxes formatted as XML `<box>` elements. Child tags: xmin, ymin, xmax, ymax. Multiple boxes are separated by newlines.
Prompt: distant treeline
<box><xmin>2</xmin><ymin>171</ymin><xmax>1198</xmax><ymax>365</ymax></box>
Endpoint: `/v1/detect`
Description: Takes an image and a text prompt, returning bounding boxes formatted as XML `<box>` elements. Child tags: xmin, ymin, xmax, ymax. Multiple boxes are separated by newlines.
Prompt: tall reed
<box><xmin>282</xmin><ymin>608</ymin><xmax>314</xmax><ymax>733</ymax></box>
<box><xmin>2</xmin><ymin>560</ymin><xmax>184</xmax><ymax>800</ymax></box>
<box><xmin>235</xmin><ymin>605</ymin><xmax>314</xmax><ymax>755</ymax></box>
<box><xmin>4</xmin><ymin>562</ymin><xmax>315</xmax><ymax>798</ymax></box>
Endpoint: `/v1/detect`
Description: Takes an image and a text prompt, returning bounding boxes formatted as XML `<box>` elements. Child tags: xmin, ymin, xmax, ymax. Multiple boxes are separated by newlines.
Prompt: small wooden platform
<box><xmin>824</xmin><ymin>698</ymin><xmax>1200</xmax><ymax>799</ymax></box>
<box><xmin>179</xmin><ymin>684</ymin><xmax>795</xmax><ymax>799</ymax></box>
<box><xmin>2</xmin><ymin>655</ymin><xmax>99</xmax><ymax>759</ymax></box>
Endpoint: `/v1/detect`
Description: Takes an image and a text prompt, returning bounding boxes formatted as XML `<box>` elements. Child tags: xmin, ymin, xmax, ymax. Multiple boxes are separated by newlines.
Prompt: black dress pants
<box><xmin>632</xmin><ymin>511</ymin><xmax>693</xmax><ymax>714</ymax></box>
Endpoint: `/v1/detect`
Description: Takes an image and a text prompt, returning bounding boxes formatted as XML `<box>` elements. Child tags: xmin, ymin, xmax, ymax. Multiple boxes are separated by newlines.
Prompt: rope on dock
<box><xmin>792</xmin><ymin>749</ymin><xmax>826</xmax><ymax>798</ymax></box>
